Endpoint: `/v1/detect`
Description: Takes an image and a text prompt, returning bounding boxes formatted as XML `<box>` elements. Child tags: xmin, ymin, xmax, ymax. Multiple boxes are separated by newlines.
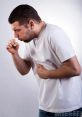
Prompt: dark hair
<box><xmin>8</xmin><ymin>4</ymin><xmax>41</xmax><ymax>24</ymax></box>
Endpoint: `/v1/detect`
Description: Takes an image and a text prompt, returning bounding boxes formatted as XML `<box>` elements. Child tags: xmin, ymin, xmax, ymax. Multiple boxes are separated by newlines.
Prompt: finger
<box><xmin>7</xmin><ymin>42</ymin><xmax>14</xmax><ymax>48</ymax></box>
<box><xmin>6</xmin><ymin>45</ymin><xmax>12</xmax><ymax>49</ymax></box>
<box><xmin>8</xmin><ymin>39</ymin><xmax>18</xmax><ymax>47</ymax></box>
<box><xmin>10</xmin><ymin>39</ymin><xmax>17</xmax><ymax>46</ymax></box>
<box><xmin>38</xmin><ymin>64</ymin><xmax>44</xmax><ymax>69</ymax></box>
<box><xmin>37</xmin><ymin>64</ymin><xmax>41</xmax><ymax>68</ymax></box>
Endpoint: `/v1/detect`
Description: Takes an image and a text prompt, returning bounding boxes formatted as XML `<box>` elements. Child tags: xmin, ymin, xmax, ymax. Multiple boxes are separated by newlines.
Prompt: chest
<box><xmin>29</xmin><ymin>38</ymin><xmax>61</xmax><ymax>69</ymax></box>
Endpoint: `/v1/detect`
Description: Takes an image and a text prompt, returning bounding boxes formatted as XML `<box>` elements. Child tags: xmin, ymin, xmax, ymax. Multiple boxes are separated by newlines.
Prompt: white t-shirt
<box><xmin>24</xmin><ymin>24</ymin><xmax>82</xmax><ymax>113</ymax></box>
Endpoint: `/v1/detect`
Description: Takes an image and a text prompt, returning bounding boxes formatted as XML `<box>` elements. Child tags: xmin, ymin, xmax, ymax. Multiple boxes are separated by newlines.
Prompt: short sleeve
<box><xmin>50</xmin><ymin>27</ymin><xmax>75</xmax><ymax>62</ymax></box>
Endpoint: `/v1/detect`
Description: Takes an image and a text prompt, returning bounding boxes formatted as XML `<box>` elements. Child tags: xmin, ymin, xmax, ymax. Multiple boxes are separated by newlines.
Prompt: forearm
<box><xmin>48</xmin><ymin>65</ymin><xmax>80</xmax><ymax>79</ymax></box>
<box><xmin>37</xmin><ymin>56</ymin><xmax>81</xmax><ymax>79</ymax></box>
<box><xmin>12</xmin><ymin>52</ymin><xmax>31</xmax><ymax>75</ymax></box>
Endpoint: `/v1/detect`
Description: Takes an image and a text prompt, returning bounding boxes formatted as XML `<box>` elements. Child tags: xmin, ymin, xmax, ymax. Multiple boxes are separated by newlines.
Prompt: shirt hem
<box><xmin>39</xmin><ymin>104</ymin><xmax>82</xmax><ymax>113</ymax></box>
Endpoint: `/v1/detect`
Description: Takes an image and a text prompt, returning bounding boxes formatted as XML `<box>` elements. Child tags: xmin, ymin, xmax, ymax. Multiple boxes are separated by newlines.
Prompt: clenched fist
<box><xmin>36</xmin><ymin>64</ymin><xmax>49</xmax><ymax>79</ymax></box>
<box><xmin>6</xmin><ymin>39</ymin><xmax>19</xmax><ymax>55</ymax></box>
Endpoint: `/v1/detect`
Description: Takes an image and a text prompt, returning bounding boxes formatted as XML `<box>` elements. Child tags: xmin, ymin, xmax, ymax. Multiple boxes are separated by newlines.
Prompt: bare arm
<box><xmin>36</xmin><ymin>56</ymin><xmax>81</xmax><ymax>79</ymax></box>
<box><xmin>48</xmin><ymin>56</ymin><xmax>81</xmax><ymax>78</ymax></box>
<box><xmin>12</xmin><ymin>52</ymin><xmax>31</xmax><ymax>75</ymax></box>
<box><xmin>6</xmin><ymin>39</ymin><xmax>31</xmax><ymax>75</ymax></box>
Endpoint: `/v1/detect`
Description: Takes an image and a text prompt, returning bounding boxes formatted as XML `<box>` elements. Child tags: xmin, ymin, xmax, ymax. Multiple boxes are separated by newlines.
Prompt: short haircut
<box><xmin>8</xmin><ymin>4</ymin><xmax>41</xmax><ymax>24</ymax></box>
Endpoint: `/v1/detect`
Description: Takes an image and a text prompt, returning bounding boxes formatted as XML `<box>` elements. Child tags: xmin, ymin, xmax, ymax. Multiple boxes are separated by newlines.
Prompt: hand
<box><xmin>36</xmin><ymin>64</ymin><xmax>49</xmax><ymax>79</ymax></box>
<box><xmin>6</xmin><ymin>39</ymin><xmax>19</xmax><ymax>55</ymax></box>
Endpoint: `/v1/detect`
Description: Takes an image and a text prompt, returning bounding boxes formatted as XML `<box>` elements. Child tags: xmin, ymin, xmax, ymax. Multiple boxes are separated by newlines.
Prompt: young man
<box><xmin>7</xmin><ymin>4</ymin><xmax>82</xmax><ymax>117</ymax></box>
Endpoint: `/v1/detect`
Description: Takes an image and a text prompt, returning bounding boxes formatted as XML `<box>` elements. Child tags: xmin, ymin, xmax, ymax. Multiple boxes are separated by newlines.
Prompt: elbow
<box><xmin>74</xmin><ymin>66</ymin><xmax>81</xmax><ymax>76</ymax></box>
<box><xmin>75</xmin><ymin>70</ymin><xmax>81</xmax><ymax>76</ymax></box>
<box><xmin>18</xmin><ymin>68</ymin><xmax>30</xmax><ymax>76</ymax></box>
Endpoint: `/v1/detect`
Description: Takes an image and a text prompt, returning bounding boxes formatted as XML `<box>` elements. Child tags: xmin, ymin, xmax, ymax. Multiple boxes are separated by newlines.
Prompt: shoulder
<box><xmin>46</xmin><ymin>24</ymin><xmax>68</xmax><ymax>41</ymax></box>
<box><xmin>46</xmin><ymin>24</ymin><xmax>70</xmax><ymax>46</ymax></box>
<box><xmin>46</xmin><ymin>24</ymin><xmax>63</xmax><ymax>34</ymax></box>
<box><xmin>47</xmin><ymin>24</ymin><xmax>68</xmax><ymax>38</ymax></box>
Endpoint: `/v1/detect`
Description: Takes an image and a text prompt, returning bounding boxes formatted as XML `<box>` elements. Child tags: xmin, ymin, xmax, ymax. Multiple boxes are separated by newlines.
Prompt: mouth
<box><xmin>17</xmin><ymin>38</ymin><xmax>23</xmax><ymax>41</ymax></box>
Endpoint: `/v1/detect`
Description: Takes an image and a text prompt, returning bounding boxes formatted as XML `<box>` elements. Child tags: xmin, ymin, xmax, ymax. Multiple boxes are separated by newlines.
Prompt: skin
<box><xmin>6</xmin><ymin>20</ymin><xmax>81</xmax><ymax>79</ymax></box>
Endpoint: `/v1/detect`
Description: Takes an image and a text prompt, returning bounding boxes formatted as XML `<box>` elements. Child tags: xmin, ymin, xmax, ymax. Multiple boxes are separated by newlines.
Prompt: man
<box><xmin>7</xmin><ymin>4</ymin><xmax>82</xmax><ymax>117</ymax></box>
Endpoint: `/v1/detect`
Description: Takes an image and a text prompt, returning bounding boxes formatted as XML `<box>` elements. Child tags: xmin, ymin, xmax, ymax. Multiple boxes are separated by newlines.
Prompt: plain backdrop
<box><xmin>0</xmin><ymin>0</ymin><xmax>82</xmax><ymax>117</ymax></box>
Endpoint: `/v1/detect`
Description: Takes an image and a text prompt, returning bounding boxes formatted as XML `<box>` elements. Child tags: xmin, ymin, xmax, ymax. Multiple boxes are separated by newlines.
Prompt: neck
<box><xmin>36</xmin><ymin>21</ymin><xmax>46</xmax><ymax>38</ymax></box>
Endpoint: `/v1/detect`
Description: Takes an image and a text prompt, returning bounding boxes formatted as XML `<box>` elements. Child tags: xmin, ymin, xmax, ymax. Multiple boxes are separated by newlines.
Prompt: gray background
<box><xmin>0</xmin><ymin>0</ymin><xmax>82</xmax><ymax>117</ymax></box>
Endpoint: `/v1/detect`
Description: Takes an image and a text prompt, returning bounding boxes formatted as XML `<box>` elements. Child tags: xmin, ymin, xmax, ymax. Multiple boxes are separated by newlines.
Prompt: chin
<box><xmin>24</xmin><ymin>38</ymin><xmax>33</xmax><ymax>43</ymax></box>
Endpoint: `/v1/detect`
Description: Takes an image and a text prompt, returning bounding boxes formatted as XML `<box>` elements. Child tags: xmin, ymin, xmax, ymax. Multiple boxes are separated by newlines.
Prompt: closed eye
<box><xmin>14</xmin><ymin>29</ymin><xmax>21</xmax><ymax>32</ymax></box>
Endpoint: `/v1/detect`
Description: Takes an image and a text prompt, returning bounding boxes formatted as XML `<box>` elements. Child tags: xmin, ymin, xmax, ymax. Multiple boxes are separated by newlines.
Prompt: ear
<box><xmin>28</xmin><ymin>20</ymin><xmax>34</xmax><ymax>29</ymax></box>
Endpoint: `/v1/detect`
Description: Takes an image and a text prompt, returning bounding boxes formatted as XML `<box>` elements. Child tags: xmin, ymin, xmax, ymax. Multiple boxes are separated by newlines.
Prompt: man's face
<box><xmin>11</xmin><ymin>21</ymin><xmax>36</xmax><ymax>43</ymax></box>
